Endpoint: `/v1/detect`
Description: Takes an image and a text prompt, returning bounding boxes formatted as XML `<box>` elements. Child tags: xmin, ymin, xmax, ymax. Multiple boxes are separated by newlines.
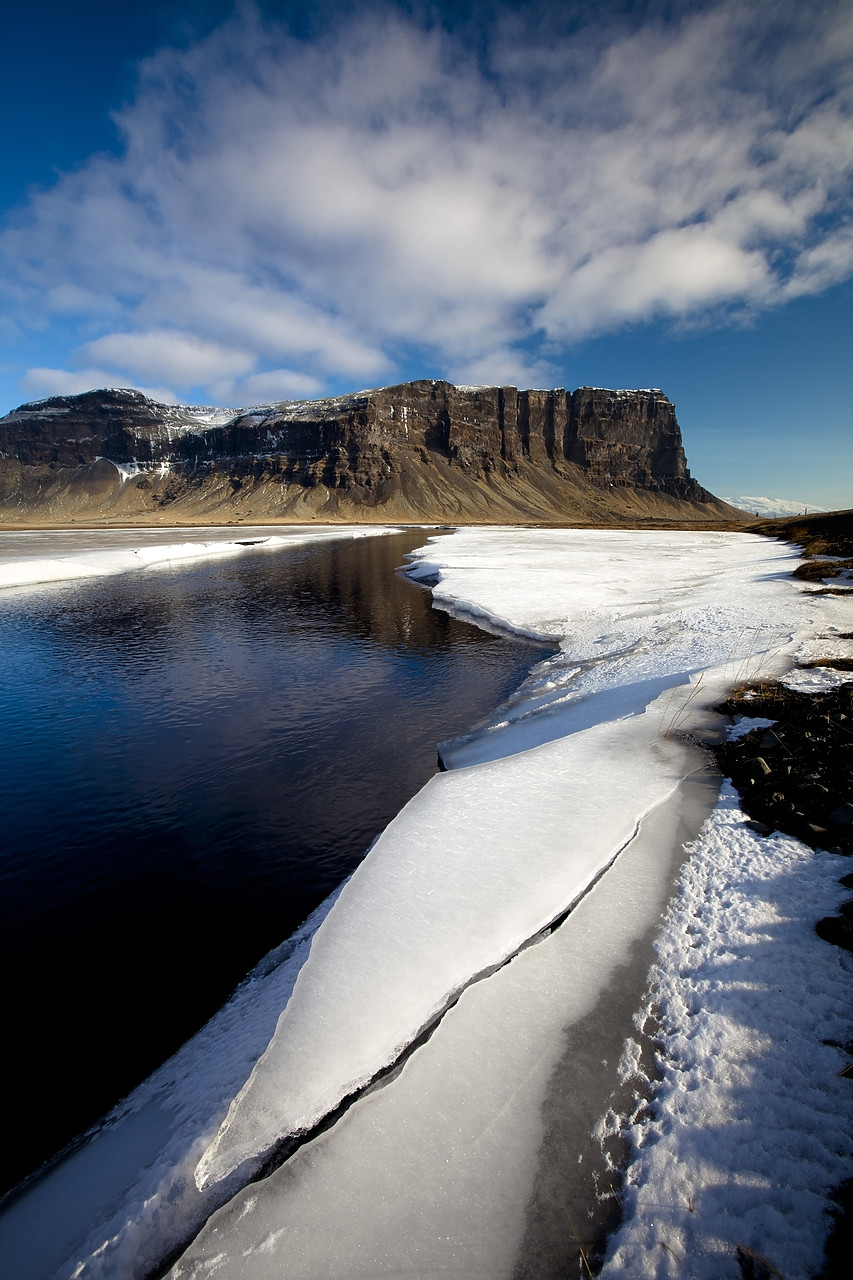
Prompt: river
<box><xmin>0</xmin><ymin>528</ymin><xmax>538</xmax><ymax>1194</ymax></box>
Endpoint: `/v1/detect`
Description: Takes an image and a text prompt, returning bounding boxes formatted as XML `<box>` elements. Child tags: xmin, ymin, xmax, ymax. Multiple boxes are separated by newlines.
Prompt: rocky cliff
<box><xmin>0</xmin><ymin>380</ymin><xmax>738</xmax><ymax>525</ymax></box>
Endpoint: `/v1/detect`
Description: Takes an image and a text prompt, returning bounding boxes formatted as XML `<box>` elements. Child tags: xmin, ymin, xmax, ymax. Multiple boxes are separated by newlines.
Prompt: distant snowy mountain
<box><xmin>721</xmin><ymin>495</ymin><xmax>828</xmax><ymax>518</ymax></box>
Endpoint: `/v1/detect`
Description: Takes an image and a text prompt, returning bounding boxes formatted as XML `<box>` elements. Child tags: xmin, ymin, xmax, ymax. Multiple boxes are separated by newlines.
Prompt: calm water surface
<box><xmin>0</xmin><ymin>531</ymin><xmax>538</xmax><ymax>1194</ymax></box>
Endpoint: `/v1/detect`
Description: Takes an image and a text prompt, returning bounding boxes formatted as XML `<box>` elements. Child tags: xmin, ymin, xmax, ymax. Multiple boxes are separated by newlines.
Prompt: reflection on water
<box><xmin>0</xmin><ymin>531</ymin><xmax>537</xmax><ymax>1194</ymax></box>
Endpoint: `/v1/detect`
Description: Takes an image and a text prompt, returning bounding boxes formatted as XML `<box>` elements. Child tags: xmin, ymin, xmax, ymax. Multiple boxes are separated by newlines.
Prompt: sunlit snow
<box><xmin>598</xmin><ymin>783</ymin><xmax>852</xmax><ymax>1280</ymax></box>
<box><xmin>195</xmin><ymin>529</ymin><xmax>843</xmax><ymax>1183</ymax></box>
<box><xmin>721</xmin><ymin>495</ymin><xmax>829</xmax><ymax>518</ymax></box>
<box><xmin>178</xmin><ymin>527</ymin><xmax>850</xmax><ymax>1280</ymax></box>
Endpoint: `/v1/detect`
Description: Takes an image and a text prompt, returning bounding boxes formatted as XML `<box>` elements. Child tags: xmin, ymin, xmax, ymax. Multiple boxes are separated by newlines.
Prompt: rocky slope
<box><xmin>0</xmin><ymin>380</ymin><xmax>740</xmax><ymax>525</ymax></box>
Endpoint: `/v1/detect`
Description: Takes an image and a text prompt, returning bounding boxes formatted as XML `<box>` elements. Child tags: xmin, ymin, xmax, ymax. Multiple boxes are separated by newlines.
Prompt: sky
<box><xmin>1</xmin><ymin>0</ymin><xmax>851</xmax><ymax>509</ymax></box>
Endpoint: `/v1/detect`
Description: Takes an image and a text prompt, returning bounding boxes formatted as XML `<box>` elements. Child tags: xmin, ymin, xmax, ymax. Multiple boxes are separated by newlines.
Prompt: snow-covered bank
<box><xmin>599</xmin><ymin>783</ymin><xmax>852</xmax><ymax>1280</ymax></box>
<box><xmin>2</xmin><ymin>526</ymin><xmax>849</xmax><ymax>1279</ymax></box>
<box><xmin>199</xmin><ymin>528</ymin><xmax>816</xmax><ymax>1189</ymax></box>
<box><xmin>0</xmin><ymin>525</ymin><xmax>395</xmax><ymax>590</ymax></box>
<box><xmin>195</xmin><ymin>691</ymin><xmax>705</xmax><ymax>1191</ymax></box>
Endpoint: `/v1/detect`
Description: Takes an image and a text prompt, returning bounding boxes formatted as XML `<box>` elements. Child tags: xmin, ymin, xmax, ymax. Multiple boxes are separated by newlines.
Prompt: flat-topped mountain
<box><xmin>0</xmin><ymin>380</ymin><xmax>740</xmax><ymax>524</ymax></box>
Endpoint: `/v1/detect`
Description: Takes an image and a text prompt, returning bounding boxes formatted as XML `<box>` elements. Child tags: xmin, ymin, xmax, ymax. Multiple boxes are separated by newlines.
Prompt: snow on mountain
<box><xmin>721</xmin><ymin>495</ymin><xmax>829</xmax><ymax>517</ymax></box>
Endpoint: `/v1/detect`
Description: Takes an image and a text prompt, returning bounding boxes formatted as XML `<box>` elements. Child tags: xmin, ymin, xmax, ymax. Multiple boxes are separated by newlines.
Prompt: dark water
<box><xmin>0</xmin><ymin>531</ymin><xmax>537</xmax><ymax>1195</ymax></box>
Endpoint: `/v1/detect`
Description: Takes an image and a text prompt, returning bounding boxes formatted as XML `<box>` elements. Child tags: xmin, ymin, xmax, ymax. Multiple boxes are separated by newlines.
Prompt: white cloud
<box><xmin>450</xmin><ymin>349</ymin><xmax>559</xmax><ymax>392</ymax></box>
<box><xmin>20</xmin><ymin>367</ymin><xmax>181</xmax><ymax>404</ymax></box>
<box><xmin>783</xmin><ymin>226</ymin><xmax>853</xmax><ymax>299</ymax></box>
<box><xmin>542</xmin><ymin>227</ymin><xmax>771</xmax><ymax>337</ymax></box>
<box><xmin>79</xmin><ymin>330</ymin><xmax>255</xmax><ymax>388</ymax></box>
<box><xmin>212</xmin><ymin>368</ymin><xmax>326</xmax><ymax>404</ymax></box>
<box><xmin>2</xmin><ymin>0</ymin><xmax>852</xmax><ymax>399</ymax></box>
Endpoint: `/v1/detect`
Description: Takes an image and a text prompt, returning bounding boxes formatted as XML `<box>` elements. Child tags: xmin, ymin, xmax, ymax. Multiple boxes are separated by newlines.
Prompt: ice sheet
<box><xmin>173</xmin><ymin>774</ymin><xmax>852</xmax><ymax>1280</ymax></box>
<box><xmin>197</xmin><ymin>528</ymin><xmax>837</xmax><ymax>1189</ymax></box>
<box><xmin>171</xmin><ymin>736</ymin><xmax>719</xmax><ymax>1280</ymax></box>
<box><xmin>0</xmin><ymin>524</ymin><xmax>395</xmax><ymax>590</ymax></box>
<box><xmin>172</xmin><ymin>791</ymin><xmax>852</xmax><ymax>1280</ymax></box>
<box><xmin>412</xmin><ymin>528</ymin><xmax>809</xmax><ymax>766</ymax></box>
<box><xmin>196</xmin><ymin>704</ymin><xmax>695</xmax><ymax>1188</ymax></box>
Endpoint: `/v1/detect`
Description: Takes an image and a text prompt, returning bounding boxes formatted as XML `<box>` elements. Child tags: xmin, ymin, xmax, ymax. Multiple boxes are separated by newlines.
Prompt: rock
<box><xmin>712</xmin><ymin>682</ymin><xmax>853</xmax><ymax>852</ymax></box>
<box><xmin>0</xmin><ymin>381</ymin><xmax>740</xmax><ymax>525</ymax></box>
<box><xmin>816</xmin><ymin>916</ymin><xmax>853</xmax><ymax>952</ymax></box>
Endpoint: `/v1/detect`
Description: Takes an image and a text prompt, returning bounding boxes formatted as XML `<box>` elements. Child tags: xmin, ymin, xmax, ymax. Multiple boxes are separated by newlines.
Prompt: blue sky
<box><xmin>1</xmin><ymin>0</ymin><xmax>851</xmax><ymax>508</ymax></box>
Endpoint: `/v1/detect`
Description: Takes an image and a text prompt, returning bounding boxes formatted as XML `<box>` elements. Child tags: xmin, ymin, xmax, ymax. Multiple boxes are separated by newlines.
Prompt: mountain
<box><xmin>720</xmin><ymin>495</ymin><xmax>828</xmax><ymax>519</ymax></box>
<box><xmin>0</xmin><ymin>380</ymin><xmax>742</xmax><ymax>525</ymax></box>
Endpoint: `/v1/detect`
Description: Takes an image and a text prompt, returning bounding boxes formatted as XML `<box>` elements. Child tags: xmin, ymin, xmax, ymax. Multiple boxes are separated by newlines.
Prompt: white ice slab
<box><xmin>172</xmin><ymin>732</ymin><xmax>715</xmax><ymax>1280</ymax></box>
<box><xmin>196</xmin><ymin>704</ymin><xmax>692</xmax><ymax>1187</ymax></box>
<box><xmin>412</xmin><ymin>528</ymin><xmax>811</xmax><ymax>767</ymax></box>
<box><xmin>173</xmin><ymin>766</ymin><xmax>852</xmax><ymax>1280</ymax></box>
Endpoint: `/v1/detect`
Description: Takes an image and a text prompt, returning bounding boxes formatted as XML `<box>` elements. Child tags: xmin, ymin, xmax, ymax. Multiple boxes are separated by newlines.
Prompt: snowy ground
<box><xmin>1</xmin><ymin>526</ymin><xmax>850</xmax><ymax>1280</ymax></box>
<box><xmin>598</xmin><ymin>781</ymin><xmax>852</xmax><ymax>1280</ymax></box>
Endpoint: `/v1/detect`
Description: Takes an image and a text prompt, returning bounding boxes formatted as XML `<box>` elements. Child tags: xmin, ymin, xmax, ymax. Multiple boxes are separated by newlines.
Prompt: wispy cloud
<box><xmin>3</xmin><ymin>0</ymin><xmax>851</xmax><ymax>404</ymax></box>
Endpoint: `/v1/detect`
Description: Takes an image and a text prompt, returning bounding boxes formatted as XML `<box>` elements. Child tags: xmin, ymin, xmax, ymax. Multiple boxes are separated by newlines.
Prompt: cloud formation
<box><xmin>3</xmin><ymin>0</ymin><xmax>852</xmax><ymax>403</ymax></box>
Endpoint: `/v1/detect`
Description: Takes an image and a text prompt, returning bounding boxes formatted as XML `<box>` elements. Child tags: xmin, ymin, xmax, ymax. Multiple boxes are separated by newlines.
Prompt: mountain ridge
<box><xmin>0</xmin><ymin>380</ymin><xmax>743</xmax><ymax>525</ymax></box>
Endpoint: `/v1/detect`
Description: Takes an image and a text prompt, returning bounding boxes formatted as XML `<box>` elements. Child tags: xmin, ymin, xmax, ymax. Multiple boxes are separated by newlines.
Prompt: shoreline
<box><xmin>598</xmin><ymin>509</ymin><xmax>852</xmax><ymax>1278</ymax></box>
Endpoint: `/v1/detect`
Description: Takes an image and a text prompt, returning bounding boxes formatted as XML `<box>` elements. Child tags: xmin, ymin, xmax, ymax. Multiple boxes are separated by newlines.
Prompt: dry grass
<box><xmin>748</xmin><ymin>510</ymin><xmax>853</xmax><ymax>559</ymax></box>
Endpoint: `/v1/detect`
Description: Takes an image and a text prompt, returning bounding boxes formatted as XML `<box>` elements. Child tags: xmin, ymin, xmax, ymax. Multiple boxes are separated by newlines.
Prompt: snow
<box><xmin>180</xmin><ymin>406</ymin><xmax>239</xmax><ymax>428</ymax></box>
<box><xmin>576</xmin><ymin>386</ymin><xmax>664</xmax><ymax>396</ymax></box>
<box><xmin>0</xmin><ymin>525</ymin><xmax>395</xmax><ymax>591</ymax></box>
<box><xmin>169</xmin><ymin>778</ymin><xmax>853</xmax><ymax>1280</ymax></box>
<box><xmin>598</xmin><ymin>783</ymin><xmax>853</xmax><ymax>1280</ymax></box>
<box><xmin>721</xmin><ymin>495</ymin><xmax>829</xmax><ymax>517</ymax></box>
<box><xmin>410</xmin><ymin>527</ymin><xmax>808</xmax><ymax>767</ymax></box>
<box><xmin>724</xmin><ymin>715</ymin><xmax>776</xmax><ymax>740</ymax></box>
<box><xmin>2</xmin><ymin>524</ymin><xmax>849</xmax><ymax>1280</ymax></box>
<box><xmin>780</xmin><ymin>663</ymin><xmax>852</xmax><ymax>692</ymax></box>
<box><xmin>195</xmin><ymin>528</ymin><xmax>839</xmax><ymax>1190</ymax></box>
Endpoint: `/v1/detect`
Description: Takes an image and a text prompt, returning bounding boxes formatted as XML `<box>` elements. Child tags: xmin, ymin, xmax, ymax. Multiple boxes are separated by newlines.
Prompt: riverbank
<box><xmin>599</xmin><ymin>511</ymin><xmax>852</xmax><ymax>1278</ymax></box>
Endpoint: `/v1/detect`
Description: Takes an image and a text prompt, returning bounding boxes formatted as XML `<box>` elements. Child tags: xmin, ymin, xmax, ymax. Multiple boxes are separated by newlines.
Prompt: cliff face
<box><xmin>0</xmin><ymin>380</ymin><xmax>736</xmax><ymax>525</ymax></box>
